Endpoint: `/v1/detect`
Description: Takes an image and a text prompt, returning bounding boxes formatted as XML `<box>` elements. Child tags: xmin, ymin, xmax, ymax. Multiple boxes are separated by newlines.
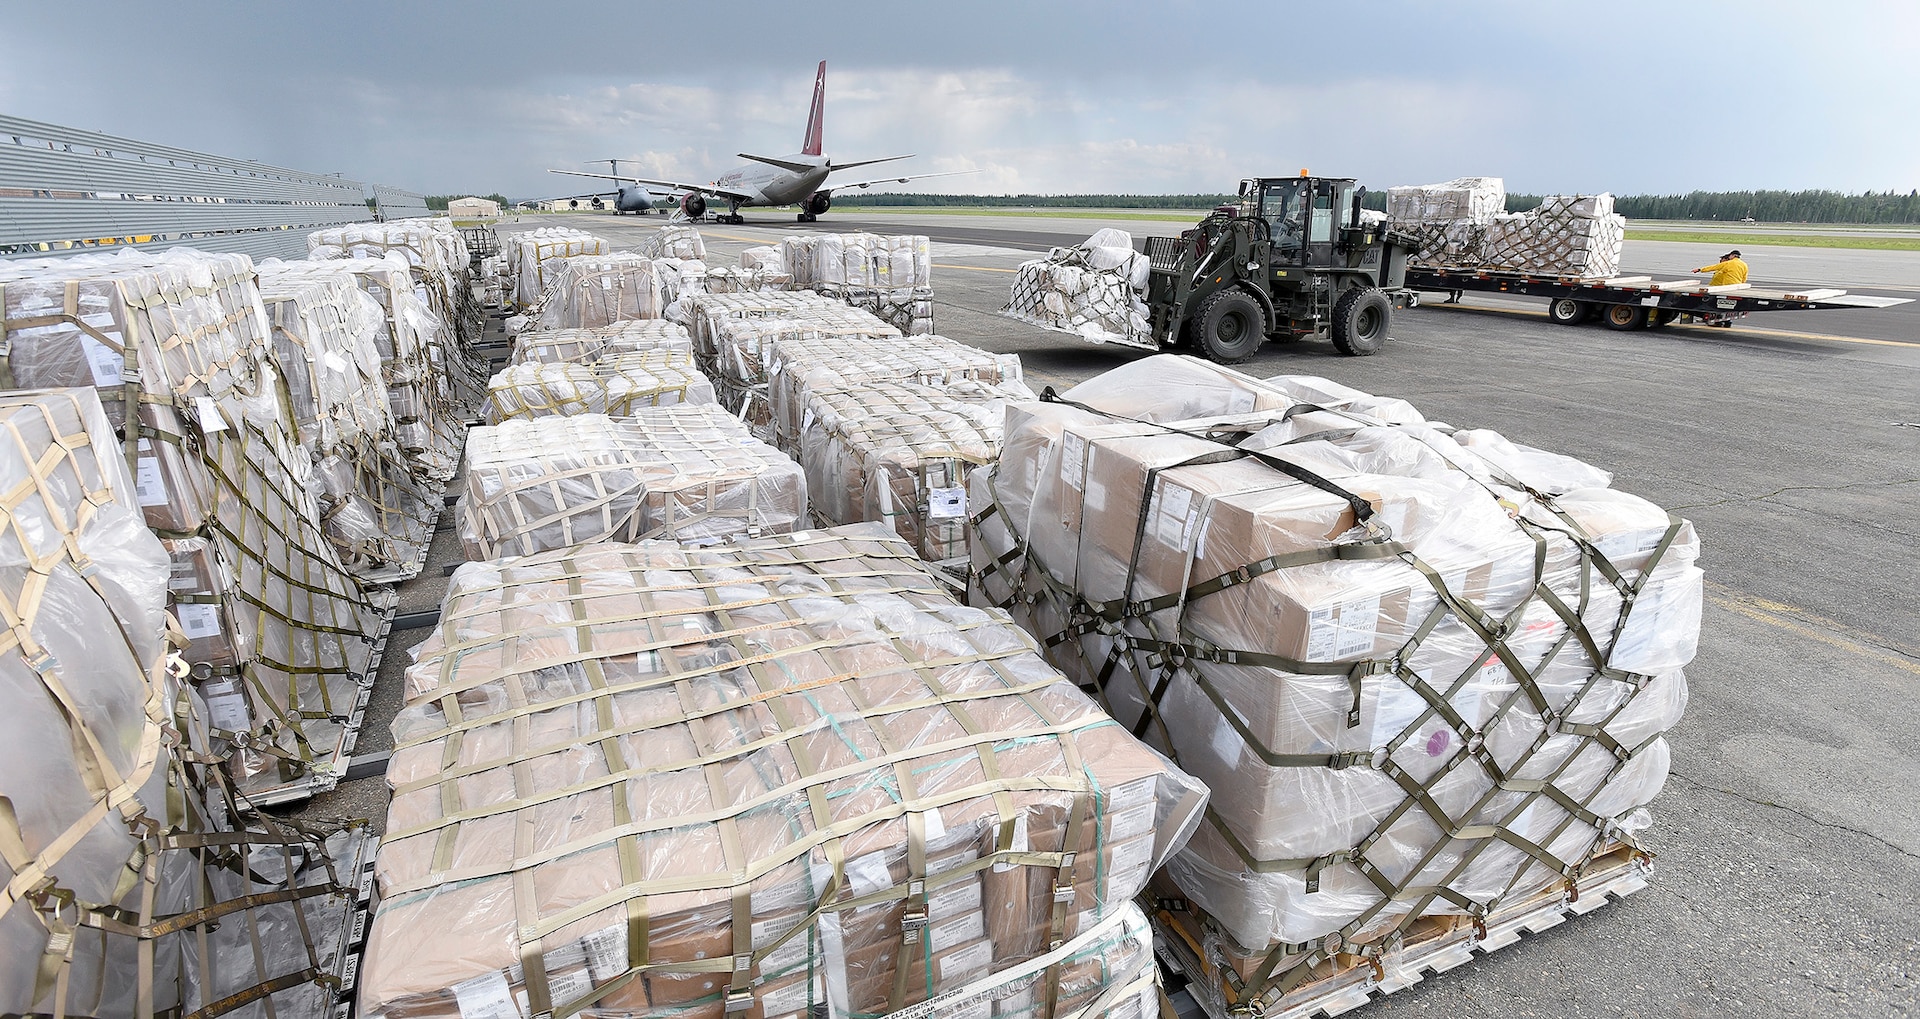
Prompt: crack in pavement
<box><xmin>1665</xmin><ymin>770</ymin><xmax>1920</xmax><ymax>863</ymax></box>
<box><xmin>1668</xmin><ymin>476</ymin><xmax>1920</xmax><ymax>513</ymax></box>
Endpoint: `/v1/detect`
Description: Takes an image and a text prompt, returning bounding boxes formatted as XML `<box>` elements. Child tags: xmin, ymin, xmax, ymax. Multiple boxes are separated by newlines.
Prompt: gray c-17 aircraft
<box><xmin>548</xmin><ymin>61</ymin><xmax>973</xmax><ymax>224</ymax></box>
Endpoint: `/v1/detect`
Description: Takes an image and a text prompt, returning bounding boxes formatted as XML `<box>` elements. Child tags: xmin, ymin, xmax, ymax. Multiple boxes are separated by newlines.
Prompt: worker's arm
<box><xmin>1693</xmin><ymin>261</ymin><xmax>1726</xmax><ymax>274</ymax></box>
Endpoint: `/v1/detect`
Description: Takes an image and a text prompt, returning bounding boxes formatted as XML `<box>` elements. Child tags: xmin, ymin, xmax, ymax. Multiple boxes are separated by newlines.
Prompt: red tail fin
<box><xmin>801</xmin><ymin>61</ymin><xmax>825</xmax><ymax>156</ymax></box>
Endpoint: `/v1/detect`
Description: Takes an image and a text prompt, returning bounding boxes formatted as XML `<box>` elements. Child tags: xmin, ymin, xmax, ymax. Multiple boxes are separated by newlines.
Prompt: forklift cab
<box><xmin>1249</xmin><ymin>176</ymin><xmax>1359</xmax><ymax>268</ymax></box>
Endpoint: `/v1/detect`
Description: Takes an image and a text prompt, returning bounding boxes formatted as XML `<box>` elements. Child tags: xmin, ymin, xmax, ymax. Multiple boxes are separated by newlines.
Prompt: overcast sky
<box><xmin>5</xmin><ymin>1</ymin><xmax>1917</xmax><ymax>200</ymax></box>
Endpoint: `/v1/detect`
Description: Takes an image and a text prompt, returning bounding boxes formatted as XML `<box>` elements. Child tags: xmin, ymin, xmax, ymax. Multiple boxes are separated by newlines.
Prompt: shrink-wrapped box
<box><xmin>482</xmin><ymin>353</ymin><xmax>716</xmax><ymax>423</ymax></box>
<box><xmin>358</xmin><ymin>526</ymin><xmax>1206</xmax><ymax>1019</ymax></box>
<box><xmin>765</xmin><ymin>333</ymin><xmax>1032</xmax><ymax>450</ymax></box>
<box><xmin>511</xmin><ymin>319</ymin><xmax>694</xmax><ymax>366</ymax></box>
<box><xmin>502</xmin><ymin>228</ymin><xmax>609</xmax><ymax>309</ymax></box>
<box><xmin>532</xmin><ymin>252</ymin><xmax>667</xmax><ymax>328</ymax></box>
<box><xmin>799</xmin><ymin>380</ymin><xmax>1003</xmax><ymax>561</ymax></box>
<box><xmin>1385</xmin><ymin>177</ymin><xmax>1506</xmax><ymax>226</ymax></box>
<box><xmin>0</xmin><ymin>386</ymin><xmax>374</xmax><ymax>1017</ymax></box>
<box><xmin>681</xmin><ymin>290</ymin><xmax>847</xmax><ymax>368</ymax></box>
<box><xmin>1003</xmin><ymin>230</ymin><xmax>1151</xmax><ymax>346</ymax></box>
<box><xmin>705</xmin><ymin>308</ymin><xmax>897</xmax><ymax>426</ymax></box>
<box><xmin>644</xmin><ymin>224</ymin><xmax>707</xmax><ymax>260</ymax></box>
<box><xmin>1387</xmin><ymin>177</ymin><xmax>1624</xmax><ymax>278</ymax></box>
<box><xmin>967</xmin><ymin>354</ymin><xmax>1701</xmax><ymax>998</ymax></box>
<box><xmin>457</xmin><ymin>407</ymin><xmax>806</xmax><ymax>559</ymax></box>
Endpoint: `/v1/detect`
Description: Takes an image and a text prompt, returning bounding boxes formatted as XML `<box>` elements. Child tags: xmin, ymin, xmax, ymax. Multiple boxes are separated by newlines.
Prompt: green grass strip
<box><xmin>1625</xmin><ymin>229</ymin><xmax>1920</xmax><ymax>251</ymax></box>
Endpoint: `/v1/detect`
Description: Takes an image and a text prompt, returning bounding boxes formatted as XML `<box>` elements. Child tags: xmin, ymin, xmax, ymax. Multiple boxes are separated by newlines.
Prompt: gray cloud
<box><xmin>4</xmin><ymin>0</ymin><xmax>1915</xmax><ymax>198</ymax></box>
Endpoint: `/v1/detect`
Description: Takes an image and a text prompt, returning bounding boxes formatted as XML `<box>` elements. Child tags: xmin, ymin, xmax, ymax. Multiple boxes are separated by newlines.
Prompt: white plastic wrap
<box><xmin>967</xmin><ymin>354</ymin><xmax>1702</xmax><ymax>960</ymax></box>
<box><xmin>531</xmin><ymin>252</ymin><xmax>666</xmax><ymax>328</ymax></box>
<box><xmin>644</xmin><ymin>224</ymin><xmax>707</xmax><ymax>260</ymax></box>
<box><xmin>358</xmin><ymin>527</ymin><xmax>1207</xmax><ymax>1019</ymax></box>
<box><xmin>763</xmin><ymin>332</ymin><xmax>1033</xmax><ymax>450</ymax></box>
<box><xmin>1388</xmin><ymin>178</ymin><xmax>1624</xmax><ymax>278</ymax></box>
<box><xmin>740</xmin><ymin>244</ymin><xmax>786</xmax><ymax>273</ymax></box>
<box><xmin>481</xmin><ymin>353</ymin><xmax>717</xmax><ymax>423</ymax></box>
<box><xmin>501</xmin><ymin>228</ymin><xmax>610</xmax><ymax>309</ymax></box>
<box><xmin>1003</xmin><ymin>230</ymin><xmax>1151</xmax><ymax>346</ymax></box>
<box><xmin>457</xmin><ymin>406</ymin><xmax>807</xmax><ymax>558</ymax></box>
<box><xmin>511</xmin><ymin>319</ymin><xmax>694</xmax><ymax>366</ymax></box>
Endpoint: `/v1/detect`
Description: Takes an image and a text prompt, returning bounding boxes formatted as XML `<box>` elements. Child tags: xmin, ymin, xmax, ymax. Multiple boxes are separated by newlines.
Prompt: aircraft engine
<box><xmin>682</xmin><ymin>194</ymin><xmax>708</xmax><ymax>218</ymax></box>
<box><xmin>804</xmin><ymin>192</ymin><xmax>832</xmax><ymax>216</ymax></box>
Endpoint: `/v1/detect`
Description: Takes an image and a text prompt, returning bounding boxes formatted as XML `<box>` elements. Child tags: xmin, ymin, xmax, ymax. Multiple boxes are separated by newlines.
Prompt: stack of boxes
<box><xmin>966</xmin><ymin>355</ymin><xmax>1701</xmax><ymax>1013</ymax></box>
<box><xmin>782</xmin><ymin>232</ymin><xmax>936</xmax><ymax>334</ymax></box>
<box><xmin>1387</xmin><ymin>177</ymin><xmax>1627</xmax><ymax>279</ymax></box>
<box><xmin>530</xmin><ymin>251</ymin><xmax>668</xmax><ymax>328</ymax></box>
<box><xmin>498</xmin><ymin>227</ymin><xmax>609</xmax><ymax>310</ymax></box>
<box><xmin>1003</xmin><ymin>229</ymin><xmax>1152</xmax><ymax>346</ymax></box>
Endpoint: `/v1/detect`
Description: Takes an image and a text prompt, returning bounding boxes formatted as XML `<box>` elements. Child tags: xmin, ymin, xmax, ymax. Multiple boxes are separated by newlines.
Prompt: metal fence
<box><xmin>0</xmin><ymin>114</ymin><xmax>428</xmax><ymax>262</ymax></box>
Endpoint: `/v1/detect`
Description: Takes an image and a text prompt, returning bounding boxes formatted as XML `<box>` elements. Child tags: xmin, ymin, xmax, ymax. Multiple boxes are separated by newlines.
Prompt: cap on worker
<box><xmin>1725</xmin><ymin>250</ymin><xmax>1741</xmax><ymax>259</ymax></box>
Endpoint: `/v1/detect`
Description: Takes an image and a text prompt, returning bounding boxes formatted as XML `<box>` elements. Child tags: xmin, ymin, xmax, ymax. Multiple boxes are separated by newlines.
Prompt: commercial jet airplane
<box><xmin>549</xmin><ymin>61</ymin><xmax>971</xmax><ymax>224</ymax></box>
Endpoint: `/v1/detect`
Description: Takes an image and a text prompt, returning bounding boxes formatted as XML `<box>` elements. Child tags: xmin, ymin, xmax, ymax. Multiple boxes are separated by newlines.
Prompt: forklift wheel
<box><xmin>1331</xmin><ymin>287</ymin><xmax>1392</xmax><ymax>356</ymax></box>
<box><xmin>1548</xmin><ymin>298</ymin><xmax>1592</xmax><ymax>326</ymax></box>
<box><xmin>1192</xmin><ymin>289</ymin><xmax>1265</xmax><ymax>364</ymax></box>
<box><xmin>1602</xmin><ymin>304</ymin><xmax>1649</xmax><ymax>330</ymax></box>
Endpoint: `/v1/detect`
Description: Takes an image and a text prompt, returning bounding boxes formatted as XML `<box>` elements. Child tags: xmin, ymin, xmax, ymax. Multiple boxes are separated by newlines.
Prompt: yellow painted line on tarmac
<box><xmin>1708</xmin><ymin>585</ymin><xmax>1920</xmax><ymax>677</ymax></box>
<box><xmin>1427</xmin><ymin>300</ymin><xmax>1920</xmax><ymax>349</ymax></box>
<box><xmin>933</xmin><ymin>263</ymin><xmax>1019</xmax><ymax>273</ymax></box>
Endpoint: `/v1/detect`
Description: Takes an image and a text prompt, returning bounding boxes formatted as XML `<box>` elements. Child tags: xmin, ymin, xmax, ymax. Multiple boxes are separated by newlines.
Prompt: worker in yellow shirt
<box><xmin>1693</xmin><ymin>249</ymin><xmax>1749</xmax><ymax>286</ymax></box>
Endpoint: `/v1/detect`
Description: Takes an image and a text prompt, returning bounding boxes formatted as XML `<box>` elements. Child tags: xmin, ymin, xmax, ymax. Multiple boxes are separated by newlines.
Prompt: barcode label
<box><xmin>134</xmin><ymin>441</ymin><xmax>168</xmax><ymax>507</ymax></box>
<box><xmin>176</xmin><ymin>603</ymin><xmax>223</xmax><ymax>639</ymax></box>
<box><xmin>80</xmin><ymin>335</ymin><xmax>125</xmax><ymax>388</ymax></box>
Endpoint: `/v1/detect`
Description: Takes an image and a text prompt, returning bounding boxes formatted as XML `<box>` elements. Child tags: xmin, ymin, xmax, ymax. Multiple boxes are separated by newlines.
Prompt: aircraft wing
<box><xmin>547</xmin><ymin>169</ymin><xmax>755</xmax><ymax>203</ymax></box>
<box><xmin>823</xmin><ymin>168</ymin><xmax>981</xmax><ymax>191</ymax></box>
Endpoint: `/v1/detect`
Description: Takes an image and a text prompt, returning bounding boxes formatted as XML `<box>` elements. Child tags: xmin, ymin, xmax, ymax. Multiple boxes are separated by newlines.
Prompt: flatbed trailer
<box><xmin>1405</xmin><ymin>265</ymin><xmax>1911</xmax><ymax>329</ymax></box>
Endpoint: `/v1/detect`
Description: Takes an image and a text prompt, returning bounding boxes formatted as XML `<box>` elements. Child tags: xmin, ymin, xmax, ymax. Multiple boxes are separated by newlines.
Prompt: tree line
<box><xmin>836</xmin><ymin>189</ymin><xmax>1920</xmax><ymax>224</ymax></box>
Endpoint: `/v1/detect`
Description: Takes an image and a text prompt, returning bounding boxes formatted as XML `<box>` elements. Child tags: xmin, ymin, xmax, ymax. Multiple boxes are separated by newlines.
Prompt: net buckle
<box><xmin>900</xmin><ymin>907</ymin><xmax>927</xmax><ymax>944</ymax></box>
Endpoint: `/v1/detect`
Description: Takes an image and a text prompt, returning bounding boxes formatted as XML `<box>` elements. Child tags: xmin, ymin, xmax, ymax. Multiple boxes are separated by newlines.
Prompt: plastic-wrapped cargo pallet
<box><xmin>0</xmin><ymin>249</ymin><xmax>387</xmax><ymax>804</ymax></box>
<box><xmin>967</xmin><ymin>355</ymin><xmax>1701</xmax><ymax>1014</ymax></box>
<box><xmin>681</xmin><ymin>290</ymin><xmax>847</xmax><ymax>372</ymax></box>
<box><xmin>457</xmin><ymin>405</ymin><xmax>807</xmax><ymax>558</ymax></box>
<box><xmin>357</xmin><ymin>524</ymin><xmax>1207</xmax><ymax>1019</ymax></box>
<box><xmin>532</xmin><ymin>252</ymin><xmax>667</xmax><ymax>329</ymax></box>
<box><xmin>708</xmin><ymin>311</ymin><xmax>901</xmax><ymax>430</ymax></box>
<box><xmin>645</xmin><ymin>224</ymin><xmax>708</xmax><ymax>260</ymax></box>
<box><xmin>1003</xmin><ymin>229</ymin><xmax>1151</xmax><ymax>346</ymax></box>
<box><xmin>482</xmin><ymin>351</ymin><xmax>717</xmax><ymax>423</ymax></box>
<box><xmin>799</xmin><ymin>380</ymin><xmax>1005</xmax><ymax>561</ymax></box>
<box><xmin>782</xmin><ymin>233</ymin><xmax>935</xmax><ymax>335</ymax></box>
<box><xmin>256</xmin><ymin>262</ymin><xmax>437</xmax><ymax>580</ymax></box>
<box><xmin>512</xmin><ymin>319</ymin><xmax>694</xmax><ymax>366</ymax></box>
<box><xmin>0</xmin><ymin>386</ymin><xmax>376</xmax><ymax>1019</ymax></box>
<box><xmin>764</xmin><ymin>332</ymin><xmax>1033</xmax><ymax>451</ymax></box>
<box><xmin>1482</xmin><ymin>194</ymin><xmax>1627</xmax><ymax>279</ymax></box>
<box><xmin>274</xmin><ymin>255</ymin><xmax>465</xmax><ymax>483</ymax></box>
<box><xmin>504</xmin><ymin>227</ymin><xmax>610</xmax><ymax>310</ymax></box>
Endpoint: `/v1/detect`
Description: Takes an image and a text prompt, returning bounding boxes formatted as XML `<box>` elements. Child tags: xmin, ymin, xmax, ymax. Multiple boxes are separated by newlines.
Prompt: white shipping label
<box><xmin>1150</xmin><ymin>482</ymin><xmax>1196</xmax><ymax>550</ymax></box>
<box><xmin>452</xmin><ymin>971</ymin><xmax>522</xmax><ymax>1019</ymax></box>
<box><xmin>168</xmin><ymin>560</ymin><xmax>202</xmax><ymax>592</ymax></box>
<box><xmin>134</xmin><ymin>442</ymin><xmax>169</xmax><ymax>508</ymax></box>
<box><xmin>760</xmin><ymin>979</ymin><xmax>820</xmax><ymax>1017</ymax></box>
<box><xmin>546</xmin><ymin>969</ymin><xmax>593</xmax><ymax>1010</ymax></box>
<box><xmin>1060</xmin><ymin>432</ymin><xmax>1088</xmax><ymax>489</ymax></box>
<box><xmin>579</xmin><ymin>925</ymin><xmax>627</xmax><ymax>980</ymax></box>
<box><xmin>938</xmin><ymin>940</ymin><xmax>993</xmax><ymax>982</ymax></box>
<box><xmin>949</xmin><ymin>1001</ymin><xmax>991</xmax><ymax>1019</ymax></box>
<box><xmin>844</xmin><ymin>852</ymin><xmax>892</xmax><ymax>897</ymax></box>
<box><xmin>1305</xmin><ymin>595</ymin><xmax>1381</xmax><ymax>661</ymax></box>
<box><xmin>322</xmin><ymin>351</ymin><xmax>349</xmax><ymax>374</ymax></box>
<box><xmin>1107</xmin><ymin>802</ymin><xmax>1157</xmax><ymax>842</ymax></box>
<box><xmin>927</xmin><ymin>880</ymin><xmax>983</xmax><ymax>919</ymax></box>
<box><xmin>1105</xmin><ymin>776</ymin><xmax>1157</xmax><ymax>811</ymax></box>
<box><xmin>928</xmin><ymin>487</ymin><xmax>967</xmax><ymax>520</ymax></box>
<box><xmin>194</xmin><ymin>396</ymin><xmax>227</xmax><ymax>433</ymax></box>
<box><xmin>931</xmin><ymin>912</ymin><xmax>986</xmax><ymax>952</ymax></box>
<box><xmin>79</xmin><ymin>335</ymin><xmax>125</xmax><ymax>388</ymax></box>
<box><xmin>1103</xmin><ymin>837</ymin><xmax>1157</xmax><ymax>897</ymax></box>
<box><xmin>761</xmin><ymin>930</ymin><xmax>813</xmax><ymax>974</ymax></box>
<box><xmin>175</xmin><ymin>603</ymin><xmax>223</xmax><ymax>639</ymax></box>
<box><xmin>202</xmin><ymin>685</ymin><xmax>250</xmax><ymax>733</ymax></box>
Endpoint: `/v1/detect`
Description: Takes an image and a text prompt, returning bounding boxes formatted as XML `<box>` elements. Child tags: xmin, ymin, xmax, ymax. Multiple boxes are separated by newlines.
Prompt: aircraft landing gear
<box><xmin>797</xmin><ymin>212</ymin><xmax>816</xmax><ymax>223</ymax></box>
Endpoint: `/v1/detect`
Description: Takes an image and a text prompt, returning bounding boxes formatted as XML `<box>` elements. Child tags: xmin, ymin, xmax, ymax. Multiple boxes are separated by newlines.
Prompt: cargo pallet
<box><xmin>1150</xmin><ymin>844</ymin><xmax>1651</xmax><ymax>1019</ymax></box>
<box><xmin>329</xmin><ymin>828</ymin><xmax>381</xmax><ymax>1019</ymax></box>
<box><xmin>1404</xmin><ymin>265</ymin><xmax>1910</xmax><ymax>328</ymax></box>
<box><xmin>239</xmin><ymin>588</ymin><xmax>400</xmax><ymax>809</ymax></box>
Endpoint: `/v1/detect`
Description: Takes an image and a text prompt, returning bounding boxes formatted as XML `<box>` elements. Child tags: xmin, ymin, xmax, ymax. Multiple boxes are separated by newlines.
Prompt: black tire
<box><xmin>1192</xmin><ymin>289</ymin><xmax>1265</xmax><ymax>364</ymax></box>
<box><xmin>1602</xmin><ymin>303</ymin><xmax>1649</xmax><ymax>330</ymax></box>
<box><xmin>1331</xmin><ymin>286</ymin><xmax>1392</xmax><ymax>356</ymax></box>
<box><xmin>1548</xmin><ymin>298</ymin><xmax>1592</xmax><ymax>325</ymax></box>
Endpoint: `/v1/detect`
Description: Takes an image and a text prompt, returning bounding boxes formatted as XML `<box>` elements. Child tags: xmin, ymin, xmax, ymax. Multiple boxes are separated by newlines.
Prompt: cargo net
<box><xmin>1002</xmin><ymin>229</ymin><xmax>1150</xmax><ymax>347</ymax></box>
<box><xmin>0</xmin><ymin>387</ymin><xmax>374</xmax><ymax>1019</ymax></box>
<box><xmin>1387</xmin><ymin>178</ymin><xmax>1626</xmax><ymax>279</ymax></box>
<box><xmin>529</xmin><ymin>253</ymin><xmax>668</xmax><ymax>329</ymax></box>
<box><xmin>510</xmin><ymin>319</ymin><xmax>694</xmax><ymax>367</ymax></box>
<box><xmin>256</xmin><ymin>266</ymin><xmax>439</xmax><ymax>580</ymax></box>
<box><xmin>798</xmin><ymin>380</ymin><xmax>1006</xmax><ymax>563</ymax></box>
<box><xmin>457</xmin><ymin>405</ymin><xmax>807</xmax><ymax>559</ymax></box>
<box><xmin>765</xmin><ymin>333</ymin><xmax>1032</xmax><ymax>453</ymax></box>
<box><xmin>0</xmin><ymin>249</ymin><xmax>387</xmax><ymax>805</ymax></box>
<box><xmin>305</xmin><ymin>220</ymin><xmax>490</xmax><ymax>416</ymax></box>
<box><xmin>358</xmin><ymin>526</ymin><xmax>1207</xmax><ymax>1019</ymax></box>
<box><xmin>481</xmin><ymin>352</ymin><xmax>718</xmax><ymax>423</ymax></box>
<box><xmin>704</xmin><ymin>264</ymin><xmax>796</xmax><ymax>294</ymax></box>
<box><xmin>965</xmin><ymin>355</ymin><xmax>1700</xmax><ymax>1010</ymax></box>
<box><xmin>780</xmin><ymin>233</ymin><xmax>935</xmax><ymax>335</ymax></box>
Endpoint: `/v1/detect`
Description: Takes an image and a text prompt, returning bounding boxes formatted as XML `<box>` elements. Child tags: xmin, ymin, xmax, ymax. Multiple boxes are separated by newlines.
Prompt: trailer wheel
<box><xmin>1331</xmin><ymin>287</ymin><xmax>1392</xmax><ymax>356</ymax></box>
<box><xmin>1548</xmin><ymin>299</ymin><xmax>1591</xmax><ymax>325</ymax></box>
<box><xmin>1192</xmin><ymin>289</ymin><xmax>1265</xmax><ymax>364</ymax></box>
<box><xmin>1649</xmin><ymin>308</ymin><xmax>1680</xmax><ymax>328</ymax></box>
<box><xmin>1602</xmin><ymin>304</ymin><xmax>1649</xmax><ymax>331</ymax></box>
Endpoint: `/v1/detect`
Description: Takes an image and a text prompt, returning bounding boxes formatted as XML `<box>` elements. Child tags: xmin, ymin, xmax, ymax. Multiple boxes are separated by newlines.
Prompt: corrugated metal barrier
<box><xmin>0</xmin><ymin>114</ymin><xmax>428</xmax><ymax>261</ymax></box>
